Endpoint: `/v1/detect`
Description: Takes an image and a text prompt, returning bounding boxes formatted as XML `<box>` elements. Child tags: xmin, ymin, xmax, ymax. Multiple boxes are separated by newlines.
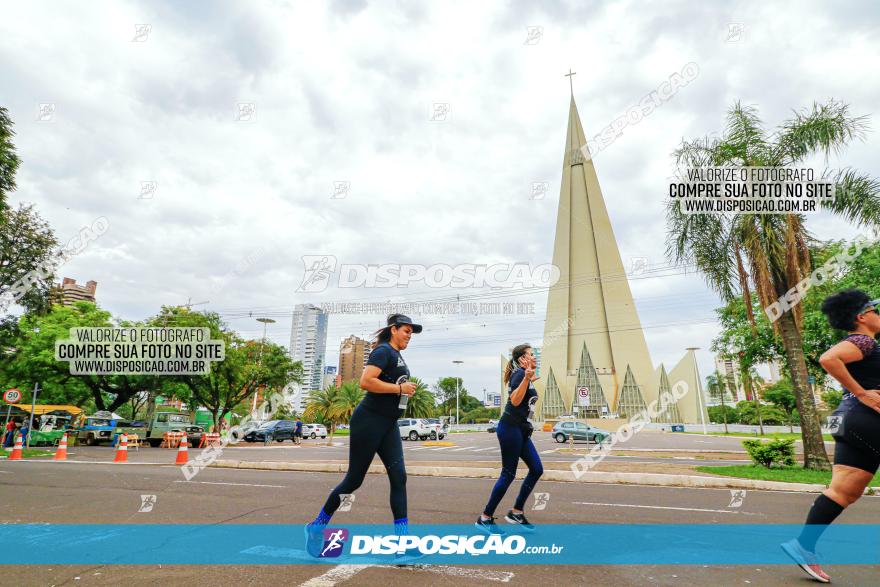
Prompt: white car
<box><xmin>398</xmin><ymin>418</ymin><xmax>431</xmax><ymax>441</ymax></box>
<box><xmin>421</xmin><ymin>419</ymin><xmax>447</xmax><ymax>440</ymax></box>
<box><xmin>302</xmin><ymin>423</ymin><xmax>327</xmax><ymax>439</ymax></box>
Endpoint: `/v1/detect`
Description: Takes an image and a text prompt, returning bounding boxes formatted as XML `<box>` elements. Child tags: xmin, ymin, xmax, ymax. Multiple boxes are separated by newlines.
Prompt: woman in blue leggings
<box><xmin>477</xmin><ymin>343</ymin><xmax>544</xmax><ymax>533</ymax></box>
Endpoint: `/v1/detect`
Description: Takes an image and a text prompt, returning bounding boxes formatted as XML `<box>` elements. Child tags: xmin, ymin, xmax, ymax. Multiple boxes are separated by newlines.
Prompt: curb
<box><xmin>208</xmin><ymin>460</ymin><xmax>838</xmax><ymax>493</ymax></box>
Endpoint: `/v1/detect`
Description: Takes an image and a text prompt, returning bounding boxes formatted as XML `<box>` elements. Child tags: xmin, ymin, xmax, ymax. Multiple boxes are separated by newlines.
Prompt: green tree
<box><xmin>0</xmin><ymin>106</ymin><xmax>22</xmax><ymax>212</ymax></box>
<box><xmin>821</xmin><ymin>389</ymin><xmax>843</xmax><ymax>412</ymax></box>
<box><xmin>705</xmin><ymin>370</ymin><xmax>734</xmax><ymax>433</ymax></box>
<box><xmin>668</xmin><ymin>100</ymin><xmax>880</xmax><ymax>470</ymax></box>
<box><xmin>332</xmin><ymin>380</ymin><xmax>365</xmax><ymax>426</ymax></box>
<box><xmin>1</xmin><ymin>302</ymin><xmax>172</xmax><ymax>411</ymax></box>
<box><xmin>1</xmin><ymin>203</ymin><xmax>60</xmax><ymax>315</ymax></box>
<box><xmin>708</xmin><ymin>404</ymin><xmax>739</xmax><ymax>425</ymax></box>
<box><xmin>433</xmin><ymin>376</ymin><xmax>466</xmax><ymax>415</ymax></box>
<box><xmin>304</xmin><ymin>385</ymin><xmax>340</xmax><ymax>445</ymax></box>
<box><xmin>163</xmin><ymin>306</ymin><xmax>302</xmax><ymax>430</ymax></box>
<box><xmin>404</xmin><ymin>376</ymin><xmax>435</xmax><ymax>419</ymax></box>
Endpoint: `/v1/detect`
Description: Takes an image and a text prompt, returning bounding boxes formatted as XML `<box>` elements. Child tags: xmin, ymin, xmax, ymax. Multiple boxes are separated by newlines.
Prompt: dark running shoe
<box><xmin>304</xmin><ymin>522</ymin><xmax>325</xmax><ymax>558</ymax></box>
<box><xmin>504</xmin><ymin>510</ymin><xmax>535</xmax><ymax>532</ymax></box>
<box><xmin>475</xmin><ymin>516</ymin><xmax>505</xmax><ymax>535</ymax></box>
<box><xmin>781</xmin><ymin>539</ymin><xmax>831</xmax><ymax>583</ymax></box>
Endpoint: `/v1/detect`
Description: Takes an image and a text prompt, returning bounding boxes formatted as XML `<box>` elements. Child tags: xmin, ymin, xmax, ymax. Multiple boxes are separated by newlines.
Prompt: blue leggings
<box><xmin>483</xmin><ymin>419</ymin><xmax>544</xmax><ymax>516</ymax></box>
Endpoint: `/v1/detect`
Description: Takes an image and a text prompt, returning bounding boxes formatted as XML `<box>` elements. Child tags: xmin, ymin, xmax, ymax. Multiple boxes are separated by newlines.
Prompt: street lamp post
<box><xmin>452</xmin><ymin>360</ymin><xmax>464</xmax><ymax>426</ymax></box>
<box><xmin>255</xmin><ymin>318</ymin><xmax>276</xmax><ymax>417</ymax></box>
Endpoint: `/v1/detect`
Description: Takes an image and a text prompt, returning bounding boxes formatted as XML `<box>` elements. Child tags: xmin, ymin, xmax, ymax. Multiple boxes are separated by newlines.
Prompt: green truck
<box><xmin>73</xmin><ymin>411</ymin><xmax>204</xmax><ymax>448</ymax></box>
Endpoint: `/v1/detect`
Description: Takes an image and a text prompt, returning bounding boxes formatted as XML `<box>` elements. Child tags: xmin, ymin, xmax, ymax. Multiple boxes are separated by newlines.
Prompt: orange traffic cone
<box><xmin>113</xmin><ymin>433</ymin><xmax>128</xmax><ymax>463</ymax></box>
<box><xmin>8</xmin><ymin>435</ymin><xmax>23</xmax><ymax>461</ymax></box>
<box><xmin>54</xmin><ymin>433</ymin><xmax>69</xmax><ymax>461</ymax></box>
<box><xmin>175</xmin><ymin>434</ymin><xmax>189</xmax><ymax>465</ymax></box>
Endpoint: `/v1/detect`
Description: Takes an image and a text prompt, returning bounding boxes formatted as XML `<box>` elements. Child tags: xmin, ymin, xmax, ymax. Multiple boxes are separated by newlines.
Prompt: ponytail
<box><xmin>503</xmin><ymin>343</ymin><xmax>532</xmax><ymax>384</ymax></box>
<box><xmin>372</xmin><ymin>313</ymin><xmax>406</xmax><ymax>349</ymax></box>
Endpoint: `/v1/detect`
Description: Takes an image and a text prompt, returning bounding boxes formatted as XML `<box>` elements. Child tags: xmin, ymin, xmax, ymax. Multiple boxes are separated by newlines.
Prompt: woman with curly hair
<box><xmin>782</xmin><ymin>289</ymin><xmax>880</xmax><ymax>583</ymax></box>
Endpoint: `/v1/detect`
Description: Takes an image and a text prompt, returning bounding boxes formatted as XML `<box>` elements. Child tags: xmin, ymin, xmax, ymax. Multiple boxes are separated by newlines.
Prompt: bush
<box><xmin>742</xmin><ymin>438</ymin><xmax>796</xmax><ymax>468</ymax></box>
<box><xmin>708</xmin><ymin>404</ymin><xmax>738</xmax><ymax>424</ymax></box>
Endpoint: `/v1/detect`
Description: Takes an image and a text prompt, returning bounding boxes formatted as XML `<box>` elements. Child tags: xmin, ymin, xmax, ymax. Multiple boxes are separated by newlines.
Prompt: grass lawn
<box><xmin>0</xmin><ymin>448</ymin><xmax>54</xmax><ymax>459</ymax></box>
<box><xmin>695</xmin><ymin>464</ymin><xmax>880</xmax><ymax>487</ymax></box>
<box><xmin>682</xmin><ymin>431</ymin><xmax>834</xmax><ymax>442</ymax></box>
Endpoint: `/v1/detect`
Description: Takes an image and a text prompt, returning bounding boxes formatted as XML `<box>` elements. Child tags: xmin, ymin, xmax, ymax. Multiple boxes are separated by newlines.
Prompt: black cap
<box><xmin>389</xmin><ymin>314</ymin><xmax>422</xmax><ymax>333</ymax></box>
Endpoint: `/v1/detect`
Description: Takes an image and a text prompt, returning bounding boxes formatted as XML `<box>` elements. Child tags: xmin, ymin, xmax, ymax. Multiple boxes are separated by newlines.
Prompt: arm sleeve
<box><xmin>845</xmin><ymin>334</ymin><xmax>877</xmax><ymax>358</ymax></box>
<box><xmin>508</xmin><ymin>368</ymin><xmax>525</xmax><ymax>393</ymax></box>
<box><xmin>366</xmin><ymin>345</ymin><xmax>391</xmax><ymax>370</ymax></box>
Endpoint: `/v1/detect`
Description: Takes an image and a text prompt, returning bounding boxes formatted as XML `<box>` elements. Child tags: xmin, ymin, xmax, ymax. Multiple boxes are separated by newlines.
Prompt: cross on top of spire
<box><xmin>564</xmin><ymin>69</ymin><xmax>576</xmax><ymax>95</ymax></box>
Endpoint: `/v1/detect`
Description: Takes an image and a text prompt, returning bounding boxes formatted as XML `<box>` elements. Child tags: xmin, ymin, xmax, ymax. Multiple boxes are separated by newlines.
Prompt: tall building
<box><xmin>485</xmin><ymin>391</ymin><xmax>502</xmax><ymax>408</ymax></box>
<box><xmin>338</xmin><ymin>335</ymin><xmax>371</xmax><ymax>384</ymax></box>
<box><xmin>51</xmin><ymin>277</ymin><xmax>97</xmax><ymax>306</ymax></box>
<box><xmin>713</xmin><ymin>355</ymin><xmax>747</xmax><ymax>402</ymax></box>
<box><xmin>323</xmin><ymin>366</ymin><xmax>338</xmax><ymax>390</ymax></box>
<box><xmin>289</xmin><ymin>304</ymin><xmax>328</xmax><ymax>391</ymax></box>
<box><xmin>532</xmin><ymin>89</ymin><xmax>703</xmax><ymax>424</ymax></box>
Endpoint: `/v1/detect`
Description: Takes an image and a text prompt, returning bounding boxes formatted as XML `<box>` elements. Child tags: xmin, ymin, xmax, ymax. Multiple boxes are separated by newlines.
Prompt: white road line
<box><xmin>429</xmin><ymin>446</ymin><xmax>453</xmax><ymax>451</ymax></box>
<box><xmin>573</xmin><ymin>501</ymin><xmax>762</xmax><ymax>516</ymax></box>
<box><xmin>540</xmin><ymin>449</ymin><xmax>557</xmax><ymax>454</ymax></box>
<box><xmin>300</xmin><ymin>564</ymin><xmax>373</xmax><ymax>586</ymax></box>
<box><xmin>174</xmin><ymin>480</ymin><xmax>286</xmax><ymax>488</ymax></box>
<box><xmin>473</xmin><ymin>447</ymin><xmax>497</xmax><ymax>452</ymax></box>
<box><xmin>450</xmin><ymin>446</ymin><xmax>477</xmax><ymax>452</ymax></box>
<box><xmin>400</xmin><ymin>565</ymin><xmax>515</xmax><ymax>582</ymax></box>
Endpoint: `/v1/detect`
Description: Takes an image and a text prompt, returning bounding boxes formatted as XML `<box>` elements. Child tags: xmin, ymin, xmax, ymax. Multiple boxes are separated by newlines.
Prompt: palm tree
<box><xmin>331</xmin><ymin>380</ymin><xmax>365</xmax><ymax>444</ymax></box>
<box><xmin>706</xmin><ymin>370</ymin><xmax>732</xmax><ymax>433</ymax></box>
<box><xmin>404</xmin><ymin>376</ymin><xmax>435</xmax><ymax>419</ymax></box>
<box><xmin>668</xmin><ymin>100</ymin><xmax>880</xmax><ymax>469</ymax></box>
<box><xmin>303</xmin><ymin>385</ymin><xmax>339</xmax><ymax>445</ymax></box>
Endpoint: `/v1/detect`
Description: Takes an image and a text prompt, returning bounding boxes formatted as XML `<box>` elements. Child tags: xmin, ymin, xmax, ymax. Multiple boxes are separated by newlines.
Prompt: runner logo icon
<box><xmin>320</xmin><ymin>528</ymin><xmax>349</xmax><ymax>558</ymax></box>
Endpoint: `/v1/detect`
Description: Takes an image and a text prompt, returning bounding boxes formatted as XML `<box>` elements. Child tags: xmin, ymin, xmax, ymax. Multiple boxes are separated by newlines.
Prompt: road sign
<box><xmin>576</xmin><ymin>386</ymin><xmax>590</xmax><ymax>407</ymax></box>
<box><xmin>3</xmin><ymin>388</ymin><xmax>21</xmax><ymax>404</ymax></box>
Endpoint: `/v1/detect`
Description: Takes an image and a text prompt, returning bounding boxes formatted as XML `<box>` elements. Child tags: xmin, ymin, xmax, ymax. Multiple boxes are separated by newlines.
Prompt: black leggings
<box><xmin>321</xmin><ymin>404</ymin><xmax>407</xmax><ymax>520</ymax></box>
<box><xmin>831</xmin><ymin>399</ymin><xmax>880</xmax><ymax>474</ymax></box>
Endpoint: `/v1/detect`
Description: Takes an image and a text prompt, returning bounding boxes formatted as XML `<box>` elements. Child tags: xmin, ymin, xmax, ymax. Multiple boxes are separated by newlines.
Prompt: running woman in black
<box><xmin>782</xmin><ymin>289</ymin><xmax>880</xmax><ymax>583</ymax></box>
<box><xmin>476</xmin><ymin>343</ymin><xmax>544</xmax><ymax>533</ymax></box>
<box><xmin>305</xmin><ymin>314</ymin><xmax>421</xmax><ymax>556</ymax></box>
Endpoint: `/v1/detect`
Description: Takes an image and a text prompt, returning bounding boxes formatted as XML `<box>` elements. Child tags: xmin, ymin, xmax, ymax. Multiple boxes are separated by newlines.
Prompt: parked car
<box><xmin>302</xmin><ymin>423</ymin><xmax>327</xmax><ymax>439</ymax></box>
<box><xmin>230</xmin><ymin>420</ymin><xmax>265</xmax><ymax>442</ymax></box>
<box><xmin>398</xmin><ymin>418</ymin><xmax>431</xmax><ymax>441</ymax></box>
<box><xmin>244</xmin><ymin>420</ymin><xmax>296</xmax><ymax>443</ymax></box>
<box><xmin>420</xmin><ymin>419</ymin><xmax>446</xmax><ymax>440</ymax></box>
<box><xmin>551</xmin><ymin>421</ymin><xmax>611</xmax><ymax>444</ymax></box>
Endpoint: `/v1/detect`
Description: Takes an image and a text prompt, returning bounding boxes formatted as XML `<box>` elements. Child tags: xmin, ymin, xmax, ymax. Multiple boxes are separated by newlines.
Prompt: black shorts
<box><xmin>830</xmin><ymin>398</ymin><xmax>880</xmax><ymax>474</ymax></box>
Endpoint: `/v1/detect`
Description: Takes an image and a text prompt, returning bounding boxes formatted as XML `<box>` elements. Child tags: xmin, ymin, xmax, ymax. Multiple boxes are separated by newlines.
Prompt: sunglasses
<box><xmin>860</xmin><ymin>307</ymin><xmax>880</xmax><ymax>316</ymax></box>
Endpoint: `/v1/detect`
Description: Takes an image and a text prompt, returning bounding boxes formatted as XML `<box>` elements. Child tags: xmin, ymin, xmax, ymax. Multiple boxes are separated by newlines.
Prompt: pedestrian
<box><xmin>782</xmin><ymin>289</ymin><xmax>880</xmax><ymax>583</ymax></box>
<box><xmin>3</xmin><ymin>418</ymin><xmax>15</xmax><ymax>448</ymax></box>
<box><xmin>294</xmin><ymin>417</ymin><xmax>303</xmax><ymax>445</ymax></box>
<box><xmin>304</xmin><ymin>314</ymin><xmax>421</xmax><ymax>559</ymax></box>
<box><xmin>476</xmin><ymin>343</ymin><xmax>544</xmax><ymax>534</ymax></box>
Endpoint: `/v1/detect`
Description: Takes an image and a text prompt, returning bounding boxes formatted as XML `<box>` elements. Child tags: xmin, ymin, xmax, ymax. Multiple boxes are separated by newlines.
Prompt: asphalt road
<box><xmin>1</xmin><ymin>458</ymin><xmax>878</xmax><ymax>586</ymax></box>
<box><xmin>43</xmin><ymin>430</ymin><xmax>757</xmax><ymax>467</ymax></box>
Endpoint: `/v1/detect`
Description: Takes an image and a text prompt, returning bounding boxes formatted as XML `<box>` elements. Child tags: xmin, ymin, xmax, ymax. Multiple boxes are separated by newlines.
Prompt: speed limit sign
<box><xmin>4</xmin><ymin>388</ymin><xmax>22</xmax><ymax>404</ymax></box>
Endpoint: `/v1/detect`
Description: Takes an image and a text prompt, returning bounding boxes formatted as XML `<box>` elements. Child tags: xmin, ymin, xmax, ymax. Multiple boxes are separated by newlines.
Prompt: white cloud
<box><xmin>2</xmin><ymin>0</ymin><xmax>878</xmax><ymax>401</ymax></box>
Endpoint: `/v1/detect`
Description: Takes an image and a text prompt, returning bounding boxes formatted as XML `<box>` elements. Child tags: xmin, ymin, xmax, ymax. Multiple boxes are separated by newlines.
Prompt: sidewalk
<box><xmin>208</xmin><ymin>458</ymin><xmax>842</xmax><ymax>494</ymax></box>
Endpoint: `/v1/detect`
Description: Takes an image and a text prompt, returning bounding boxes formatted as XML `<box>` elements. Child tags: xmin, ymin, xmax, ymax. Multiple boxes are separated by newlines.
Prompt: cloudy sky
<box><xmin>3</xmin><ymin>0</ymin><xmax>879</xmax><ymax>402</ymax></box>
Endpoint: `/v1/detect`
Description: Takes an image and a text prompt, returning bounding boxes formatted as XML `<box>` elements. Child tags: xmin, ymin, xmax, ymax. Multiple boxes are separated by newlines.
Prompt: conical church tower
<box><xmin>535</xmin><ymin>92</ymin><xmax>658</xmax><ymax>419</ymax></box>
